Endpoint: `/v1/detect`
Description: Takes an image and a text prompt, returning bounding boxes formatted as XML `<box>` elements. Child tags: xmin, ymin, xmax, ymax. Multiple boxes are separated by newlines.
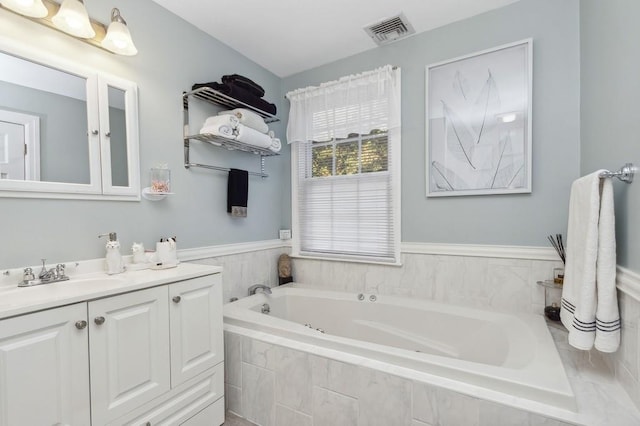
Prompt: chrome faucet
<box><xmin>19</xmin><ymin>259</ymin><xmax>70</xmax><ymax>287</ymax></box>
<box><xmin>248</xmin><ymin>284</ymin><xmax>272</xmax><ymax>296</ymax></box>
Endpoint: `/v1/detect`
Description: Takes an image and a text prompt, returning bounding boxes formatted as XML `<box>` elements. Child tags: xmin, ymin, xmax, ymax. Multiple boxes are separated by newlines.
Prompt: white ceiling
<box><xmin>150</xmin><ymin>0</ymin><xmax>520</xmax><ymax>78</ymax></box>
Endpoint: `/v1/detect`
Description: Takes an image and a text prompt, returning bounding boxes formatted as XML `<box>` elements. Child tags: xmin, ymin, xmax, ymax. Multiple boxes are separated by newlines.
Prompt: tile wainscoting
<box><xmin>291</xmin><ymin>253</ymin><xmax>563</xmax><ymax>315</ymax></box>
<box><xmin>223</xmin><ymin>326</ymin><xmax>640</xmax><ymax>426</ymax></box>
<box><xmin>612</xmin><ymin>267</ymin><xmax>640</xmax><ymax>411</ymax></box>
<box><xmin>181</xmin><ymin>240</ymin><xmax>640</xmax><ymax>413</ymax></box>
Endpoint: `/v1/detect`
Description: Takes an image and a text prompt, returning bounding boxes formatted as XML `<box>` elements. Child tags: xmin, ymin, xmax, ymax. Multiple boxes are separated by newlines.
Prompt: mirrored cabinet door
<box><xmin>0</xmin><ymin>40</ymin><xmax>140</xmax><ymax>200</ymax></box>
<box><xmin>98</xmin><ymin>76</ymin><xmax>139</xmax><ymax>196</ymax></box>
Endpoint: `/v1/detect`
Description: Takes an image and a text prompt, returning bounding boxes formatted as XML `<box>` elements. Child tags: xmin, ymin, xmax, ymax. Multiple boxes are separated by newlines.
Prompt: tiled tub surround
<box><xmin>291</xmin><ymin>253</ymin><xmax>564</xmax><ymax>315</ymax></box>
<box><xmin>225</xmin><ymin>285</ymin><xmax>575</xmax><ymax>411</ymax></box>
<box><xmin>224</xmin><ymin>323</ymin><xmax>640</xmax><ymax>426</ymax></box>
<box><xmin>185</xmin><ymin>244</ymin><xmax>288</xmax><ymax>303</ymax></box>
<box><xmin>181</xmin><ymin>241</ymin><xmax>640</xmax><ymax>414</ymax></box>
<box><xmin>609</xmin><ymin>267</ymin><xmax>640</xmax><ymax>411</ymax></box>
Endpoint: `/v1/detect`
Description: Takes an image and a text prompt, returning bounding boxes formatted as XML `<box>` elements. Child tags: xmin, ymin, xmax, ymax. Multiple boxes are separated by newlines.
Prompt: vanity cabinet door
<box><xmin>169</xmin><ymin>274</ymin><xmax>224</xmax><ymax>387</ymax></box>
<box><xmin>0</xmin><ymin>303</ymin><xmax>90</xmax><ymax>426</ymax></box>
<box><xmin>89</xmin><ymin>285</ymin><xmax>171</xmax><ymax>425</ymax></box>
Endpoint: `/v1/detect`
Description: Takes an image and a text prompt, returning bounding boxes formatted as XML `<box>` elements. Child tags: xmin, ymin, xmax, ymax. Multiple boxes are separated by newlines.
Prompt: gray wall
<box><xmin>281</xmin><ymin>0</ymin><xmax>581</xmax><ymax>247</ymax></box>
<box><xmin>0</xmin><ymin>0</ymin><xmax>288</xmax><ymax>268</ymax></box>
<box><xmin>580</xmin><ymin>0</ymin><xmax>640</xmax><ymax>272</ymax></box>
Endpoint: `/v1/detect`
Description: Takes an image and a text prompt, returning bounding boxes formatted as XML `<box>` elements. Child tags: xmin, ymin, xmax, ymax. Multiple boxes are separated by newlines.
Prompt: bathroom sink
<box><xmin>67</xmin><ymin>276</ymin><xmax>128</xmax><ymax>287</ymax></box>
<box><xmin>7</xmin><ymin>275</ymin><xmax>128</xmax><ymax>290</ymax></box>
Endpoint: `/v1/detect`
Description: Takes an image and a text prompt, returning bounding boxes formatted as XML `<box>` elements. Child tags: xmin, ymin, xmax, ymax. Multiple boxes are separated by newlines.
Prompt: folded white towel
<box><xmin>219</xmin><ymin>108</ymin><xmax>269</xmax><ymax>134</ymax></box>
<box><xmin>560</xmin><ymin>171</ymin><xmax>619</xmax><ymax>352</ymax></box>
<box><xmin>269</xmin><ymin>137</ymin><xmax>281</xmax><ymax>153</ymax></box>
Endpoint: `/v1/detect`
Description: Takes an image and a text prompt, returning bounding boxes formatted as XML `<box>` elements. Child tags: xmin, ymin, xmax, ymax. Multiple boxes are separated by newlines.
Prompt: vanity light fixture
<box><xmin>0</xmin><ymin>0</ymin><xmax>137</xmax><ymax>56</ymax></box>
<box><xmin>0</xmin><ymin>0</ymin><xmax>47</xmax><ymax>18</ymax></box>
<box><xmin>51</xmin><ymin>0</ymin><xmax>94</xmax><ymax>38</ymax></box>
<box><xmin>102</xmin><ymin>8</ymin><xmax>137</xmax><ymax>56</ymax></box>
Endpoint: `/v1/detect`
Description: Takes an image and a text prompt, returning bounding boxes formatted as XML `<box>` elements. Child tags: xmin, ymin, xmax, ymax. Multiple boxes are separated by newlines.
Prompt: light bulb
<box><xmin>1</xmin><ymin>0</ymin><xmax>48</xmax><ymax>18</ymax></box>
<box><xmin>102</xmin><ymin>8</ymin><xmax>137</xmax><ymax>56</ymax></box>
<box><xmin>52</xmin><ymin>0</ymin><xmax>95</xmax><ymax>39</ymax></box>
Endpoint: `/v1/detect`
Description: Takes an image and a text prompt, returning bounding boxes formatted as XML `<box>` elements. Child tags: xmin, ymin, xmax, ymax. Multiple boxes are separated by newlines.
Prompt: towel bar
<box><xmin>599</xmin><ymin>163</ymin><xmax>636</xmax><ymax>183</ymax></box>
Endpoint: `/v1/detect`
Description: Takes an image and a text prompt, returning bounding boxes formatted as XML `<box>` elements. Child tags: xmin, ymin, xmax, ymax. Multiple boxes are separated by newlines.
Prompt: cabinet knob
<box><xmin>75</xmin><ymin>320</ymin><xmax>88</xmax><ymax>330</ymax></box>
<box><xmin>145</xmin><ymin>422</ymin><xmax>151</xmax><ymax>426</ymax></box>
<box><xmin>172</xmin><ymin>296</ymin><xmax>181</xmax><ymax>304</ymax></box>
<box><xmin>105</xmin><ymin>131</ymin><xmax>111</xmax><ymax>137</ymax></box>
<box><xmin>94</xmin><ymin>316</ymin><xmax>106</xmax><ymax>325</ymax></box>
<box><xmin>91</xmin><ymin>130</ymin><xmax>99</xmax><ymax>135</ymax></box>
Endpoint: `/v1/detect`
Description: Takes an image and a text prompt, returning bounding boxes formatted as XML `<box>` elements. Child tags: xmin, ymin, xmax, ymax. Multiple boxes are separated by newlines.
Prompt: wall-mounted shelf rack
<box><xmin>182</xmin><ymin>87</ymin><xmax>280</xmax><ymax>178</ymax></box>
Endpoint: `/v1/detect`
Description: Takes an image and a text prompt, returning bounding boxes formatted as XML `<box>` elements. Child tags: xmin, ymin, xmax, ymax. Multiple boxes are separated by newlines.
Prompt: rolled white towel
<box><xmin>235</xmin><ymin>123</ymin><xmax>273</xmax><ymax>149</ymax></box>
<box><xmin>200</xmin><ymin>124</ymin><xmax>235</xmax><ymax>139</ymax></box>
<box><xmin>203</xmin><ymin>114</ymin><xmax>239</xmax><ymax>129</ymax></box>
<box><xmin>269</xmin><ymin>137</ymin><xmax>281</xmax><ymax>153</ymax></box>
<box><xmin>200</xmin><ymin>115</ymin><xmax>239</xmax><ymax>139</ymax></box>
<box><xmin>219</xmin><ymin>108</ymin><xmax>269</xmax><ymax>134</ymax></box>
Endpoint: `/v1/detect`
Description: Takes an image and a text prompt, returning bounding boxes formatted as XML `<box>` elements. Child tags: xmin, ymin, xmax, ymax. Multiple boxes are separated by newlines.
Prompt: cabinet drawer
<box><xmin>109</xmin><ymin>362</ymin><xmax>224</xmax><ymax>426</ymax></box>
<box><xmin>181</xmin><ymin>398</ymin><xmax>224</xmax><ymax>426</ymax></box>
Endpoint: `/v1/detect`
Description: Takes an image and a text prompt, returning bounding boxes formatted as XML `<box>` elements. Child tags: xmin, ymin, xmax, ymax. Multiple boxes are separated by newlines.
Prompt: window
<box><xmin>287</xmin><ymin>65</ymin><xmax>401</xmax><ymax>264</ymax></box>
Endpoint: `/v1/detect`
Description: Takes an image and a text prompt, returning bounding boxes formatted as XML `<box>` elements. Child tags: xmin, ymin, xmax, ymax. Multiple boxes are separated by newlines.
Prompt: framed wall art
<box><xmin>426</xmin><ymin>39</ymin><xmax>532</xmax><ymax>197</ymax></box>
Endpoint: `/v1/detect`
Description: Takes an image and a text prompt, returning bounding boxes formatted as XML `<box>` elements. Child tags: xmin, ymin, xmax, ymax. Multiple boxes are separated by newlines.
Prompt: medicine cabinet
<box><xmin>0</xmin><ymin>37</ymin><xmax>140</xmax><ymax>200</ymax></box>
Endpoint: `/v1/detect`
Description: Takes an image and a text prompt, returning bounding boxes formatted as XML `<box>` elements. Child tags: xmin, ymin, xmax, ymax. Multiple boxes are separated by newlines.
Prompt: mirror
<box><xmin>0</xmin><ymin>40</ymin><xmax>140</xmax><ymax>200</ymax></box>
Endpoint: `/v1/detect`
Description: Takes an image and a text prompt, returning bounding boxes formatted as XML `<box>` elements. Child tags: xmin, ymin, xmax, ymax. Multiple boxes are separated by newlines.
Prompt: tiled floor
<box><xmin>223</xmin><ymin>411</ymin><xmax>256</xmax><ymax>426</ymax></box>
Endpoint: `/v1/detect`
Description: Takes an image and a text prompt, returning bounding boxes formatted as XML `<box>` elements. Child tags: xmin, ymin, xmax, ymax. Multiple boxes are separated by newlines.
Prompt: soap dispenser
<box><xmin>99</xmin><ymin>232</ymin><xmax>125</xmax><ymax>275</ymax></box>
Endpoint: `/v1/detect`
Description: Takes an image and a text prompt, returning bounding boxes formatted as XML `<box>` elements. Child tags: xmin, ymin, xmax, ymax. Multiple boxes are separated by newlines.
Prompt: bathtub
<box><xmin>223</xmin><ymin>283</ymin><xmax>576</xmax><ymax>412</ymax></box>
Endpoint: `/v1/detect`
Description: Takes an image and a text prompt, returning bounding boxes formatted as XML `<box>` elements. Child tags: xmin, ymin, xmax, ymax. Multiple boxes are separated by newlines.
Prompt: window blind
<box><xmin>288</xmin><ymin>65</ymin><xmax>401</xmax><ymax>264</ymax></box>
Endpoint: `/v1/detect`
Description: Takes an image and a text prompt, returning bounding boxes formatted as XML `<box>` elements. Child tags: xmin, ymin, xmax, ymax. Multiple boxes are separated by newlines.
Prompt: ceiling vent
<box><xmin>364</xmin><ymin>13</ymin><xmax>416</xmax><ymax>46</ymax></box>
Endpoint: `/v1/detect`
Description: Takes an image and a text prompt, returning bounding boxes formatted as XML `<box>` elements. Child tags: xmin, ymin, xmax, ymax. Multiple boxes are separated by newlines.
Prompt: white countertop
<box><xmin>0</xmin><ymin>262</ymin><xmax>222</xmax><ymax>320</ymax></box>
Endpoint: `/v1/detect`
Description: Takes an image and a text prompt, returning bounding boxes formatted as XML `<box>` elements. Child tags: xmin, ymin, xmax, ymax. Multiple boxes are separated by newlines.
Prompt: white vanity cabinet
<box><xmin>0</xmin><ymin>269</ymin><xmax>224</xmax><ymax>426</ymax></box>
<box><xmin>0</xmin><ymin>303</ymin><xmax>91</xmax><ymax>426</ymax></box>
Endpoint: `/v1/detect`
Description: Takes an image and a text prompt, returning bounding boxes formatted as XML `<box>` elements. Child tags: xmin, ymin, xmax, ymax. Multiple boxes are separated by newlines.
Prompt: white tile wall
<box><xmin>292</xmin><ymin>253</ymin><xmax>564</xmax><ymax>314</ymax></box>
<box><xmin>187</xmin><ymin>243</ymin><xmax>640</xmax><ymax>414</ymax></box>
<box><xmin>614</xmin><ymin>290</ymin><xmax>640</xmax><ymax>410</ymax></box>
<box><xmin>189</xmin><ymin>247</ymin><xmax>288</xmax><ymax>303</ymax></box>
<box><xmin>224</xmin><ymin>331</ymin><xmax>581</xmax><ymax>426</ymax></box>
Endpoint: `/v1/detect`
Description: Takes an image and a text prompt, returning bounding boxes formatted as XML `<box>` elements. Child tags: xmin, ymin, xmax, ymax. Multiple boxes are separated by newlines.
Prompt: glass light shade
<box><xmin>1</xmin><ymin>0</ymin><xmax>48</xmax><ymax>18</ymax></box>
<box><xmin>51</xmin><ymin>0</ymin><xmax>95</xmax><ymax>39</ymax></box>
<box><xmin>102</xmin><ymin>17</ymin><xmax>137</xmax><ymax>56</ymax></box>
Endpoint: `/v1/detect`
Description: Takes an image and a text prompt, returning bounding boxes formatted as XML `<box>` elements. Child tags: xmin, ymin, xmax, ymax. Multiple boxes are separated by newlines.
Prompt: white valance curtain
<box><xmin>286</xmin><ymin>64</ymin><xmax>400</xmax><ymax>143</ymax></box>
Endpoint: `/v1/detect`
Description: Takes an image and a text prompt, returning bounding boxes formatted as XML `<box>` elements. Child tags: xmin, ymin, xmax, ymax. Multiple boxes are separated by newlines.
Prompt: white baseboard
<box><xmin>617</xmin><ymin>266</ymin><xmax>640</xmax><ymax>302</ymax></box>
<box><xmin>401</xmin><ymin>242</ymin><xmax>558</xmax><ymax>261</ymax></box>
<box><xmin>179</xmin><ymin>240</ymin><xmax>558</xmax><ymax>261</ymax></box>
<box><xmin>178</xmin><ymin>239</ymin><xmax>288</xmax><ymax>261</ymax></box>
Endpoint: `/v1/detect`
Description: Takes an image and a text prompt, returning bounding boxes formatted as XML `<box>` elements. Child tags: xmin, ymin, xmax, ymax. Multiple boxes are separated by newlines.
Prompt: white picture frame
<box><xmin>426</xmin><ymin>39</ymin><xmax>532</xmax><ymax>197</ymax></box>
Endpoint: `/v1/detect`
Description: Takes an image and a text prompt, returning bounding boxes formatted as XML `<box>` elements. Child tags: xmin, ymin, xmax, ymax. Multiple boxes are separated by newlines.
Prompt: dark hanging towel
<box><xmin>227</xmin><ymin>168</ymin><xmax>248</xmax><ymax>217</ymax></box>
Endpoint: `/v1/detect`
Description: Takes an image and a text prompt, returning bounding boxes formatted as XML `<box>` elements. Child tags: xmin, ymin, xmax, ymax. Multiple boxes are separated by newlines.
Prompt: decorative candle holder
<box><xmin>150</xmin><ymin>168</ymin><xmax>170</xmax><ymax>193</ymax></box>
<box><xmin>553</xmin><ymin>267</ymin><xmax>565</xmax><ymax>284</ymax></box>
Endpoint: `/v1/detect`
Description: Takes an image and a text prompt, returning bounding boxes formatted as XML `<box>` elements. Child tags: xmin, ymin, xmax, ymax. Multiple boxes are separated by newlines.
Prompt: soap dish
<box><xmin>150</xmin><ymin>261</ymin><xmax>179</xmax><ymax>270</ymax></box>
<box><xmin>142</xmin><ymin>187</ymin><xmax>174</xmax><ymax>201</ymax></box>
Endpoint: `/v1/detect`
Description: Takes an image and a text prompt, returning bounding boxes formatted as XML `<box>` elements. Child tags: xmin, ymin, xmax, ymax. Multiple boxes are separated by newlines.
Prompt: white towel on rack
<box><xmin>560</xmin><ymin>171</ymin><xmax>620</xmax><ymax>352</ymax></box>
<box><xmin>269</xmin><ymin>137</ymin><xmax>281</xmax><ymax>153</ymax></box>
<box><xmin>204</xmin><ymin>114</ymin><xmax>239</xmax><ymax>128</ymax></box>
<box><xmin>199</xmin><ymin>115</ymin><xmax>238</xmax><ymax>138</ymax></box>
<box><xmin>235</xmin><ymin>124</ymin><xmax>273</xmax><ymax>149</ymax></box>
<box><xmin>219</xmin><ymin>108</ymin><xmax>269</xmax><ymax>134</ymax></box>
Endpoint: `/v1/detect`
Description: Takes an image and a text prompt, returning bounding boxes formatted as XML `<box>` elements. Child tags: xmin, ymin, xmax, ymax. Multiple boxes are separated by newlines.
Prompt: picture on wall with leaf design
<box><xmin>426</xmin><ymin>39</ymin><xmax>532</xmax><ymax>197</ymax></box>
